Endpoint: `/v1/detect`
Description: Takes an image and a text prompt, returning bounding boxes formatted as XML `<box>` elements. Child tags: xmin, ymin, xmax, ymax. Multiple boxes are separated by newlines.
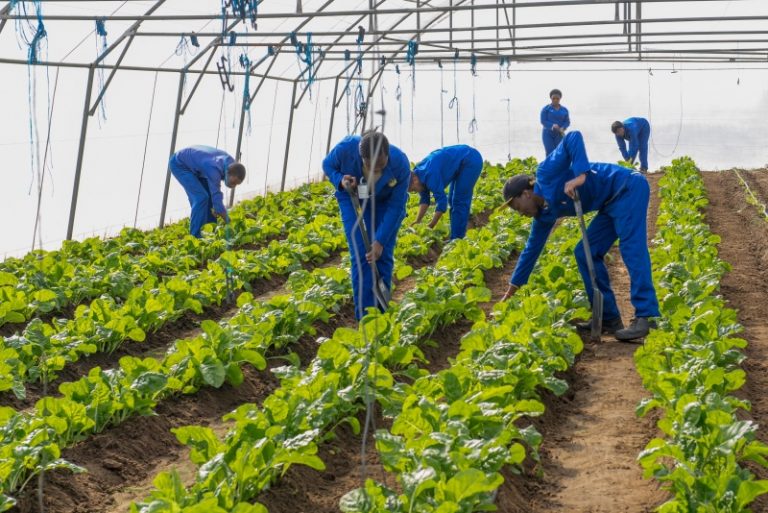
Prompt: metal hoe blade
<box><xmin>342</xmin><ymin>181</ymin><xmax>390</xmax><ymax>311</ymax></box>
<box><xmin>573</xmin><ymin>190</ymin><xmax>603</xmax><ymax>341</ymax></box>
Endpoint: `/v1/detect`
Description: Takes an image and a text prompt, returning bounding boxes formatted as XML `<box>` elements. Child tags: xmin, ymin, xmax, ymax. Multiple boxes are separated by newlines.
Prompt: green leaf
<box><xmin>131</xmin><ymin>372</ymin><xmax>168</xmax><ymax>396</ymax></box>
<box><xmin>738</xmin><ymin>480</ymin><xmax>768</xmax><ymax>507</ymax></box>
<box><xmin>396</xmin><ymin>265</ymin><xmax>414</xmax><ymax>281</ymax></box>
<box><xmin>0</xmin><ymin>272</ymin><xmax>18</xmax><ymax>287</ymax></box>
<box><xmin>444</xmin><ymin>469</ymin><xmax>503</xmax><ymax>503</ymax></box>
<box><xmin>200</xmin><ymin>358</ymin><xmax>226</xmax><ymax>388</ymax></box>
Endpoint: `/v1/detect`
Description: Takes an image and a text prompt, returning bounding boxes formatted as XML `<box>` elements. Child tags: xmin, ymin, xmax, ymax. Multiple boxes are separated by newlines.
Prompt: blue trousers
<box><xmin>169</xmin><ymin>156</ymin><xmax>216</xmax><ymax>237</ymax></box>
<box><xmin>542</xmin><ymin>129</ymin><xmax>563</xmax><ymax>156</ymax></box>
<box><xmin>338</xmin><ymin>197</ymin><xmax>398</xmax><ymax>320</ymax></box>
<box><xmin>573</xmin><ymin>173</ymin><xmax>660</xmax><ymax>320</ymax></box>
<box><xmin>636</xmin><ymin>124</ymin><xmax>650</xmax><ymax>170</ymax></box>
<box><xmin>447</xmin><ymin>151</ymin><xmax>483</xmax><ymax>240</ymax></box>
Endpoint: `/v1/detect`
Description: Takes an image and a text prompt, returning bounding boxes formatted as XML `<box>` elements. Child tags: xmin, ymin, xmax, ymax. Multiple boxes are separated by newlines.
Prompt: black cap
<box><xmin>501</xmin><ymin>175</ymin><xmax>535</xmax><ymax>208</ymax></box>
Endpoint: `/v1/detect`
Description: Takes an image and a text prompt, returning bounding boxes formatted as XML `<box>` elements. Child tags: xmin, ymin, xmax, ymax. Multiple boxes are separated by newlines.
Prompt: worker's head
<box><xmin>611</xmin><ymin>121</ymin><xmax>625</xmax><ymax>138</ymax></box>
<box><xmin>226</xmin><ymin>162</ymin><xmax>246</xmax><ymax>188</ymax></box>
<box><xmin>549</xmin><ymin>88</ymin><xmax>562</xmax><ymax>106</ymax></box>
<box><xmin>408</xmin><ymin>171</ymin><xmax>426</xmax><ymax>193</ymax></box>
<box><xmin>359</xmin><ymin>131</ymin><xmax>390</xmax><ymax>174</ymax></box>
<box><xmin>502</xmin><ymin>174</ymin><xmax>539</xmax><ymax>217</ymax></box>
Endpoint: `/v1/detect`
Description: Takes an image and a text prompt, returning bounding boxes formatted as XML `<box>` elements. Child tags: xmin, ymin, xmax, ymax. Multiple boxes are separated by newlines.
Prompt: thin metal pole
<box><xmin>159</xmin><ymin>72</ymin><xmax>186</xmax><ymax>227</ymax></box>
<box><xmin>231</xmin><ymin>69</ymin><xmax>250</xmax><ymax>208</ymax></box>
<box><xmin>326</xmin><ymin>74</ymin><xmax>341</xmax><ymax>153</ymax></box>
<box><xmin>66</xmin><ymin>66</ymin><xmax>96</xmax><ymax>240</ymax></box>
<box><xmin>281</xmin><ymin>81</ymin><xmax>299</xmax><ymax>192</ymax></box>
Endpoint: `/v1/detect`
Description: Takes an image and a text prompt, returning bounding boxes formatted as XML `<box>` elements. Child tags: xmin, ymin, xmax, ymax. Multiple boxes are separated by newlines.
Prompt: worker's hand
<box><xmin>213</xmin><ymin>210</ymin><xmax>227</xmax><ymax>220</ymax></box>
<box><xmin>501</xmin><ymin>284</ymin><xmax>519</xmax><ymax>301</ymax></box>
<box><xmin>552</xmin><ymin>124</ymin><xmax>560</xmax><ymax>132</ymax></box>
<box><xmin>640</xmin><ymin>167</ymin><xmax>648</xmax><ymax>174</ymax></box>
<box><xmin>366</xmin><ymin>241</ymin><xmax>384</xmax><ymax>263</ymax></box>
<box><xmin>341</xmin><ymin>175</ymin><xmax>357</xmax><ymax>191</ymax></box>
<box><xmin>564</xmin><ymin>173</ymin><xmax>587</xmax><ymax>199</ymax></box>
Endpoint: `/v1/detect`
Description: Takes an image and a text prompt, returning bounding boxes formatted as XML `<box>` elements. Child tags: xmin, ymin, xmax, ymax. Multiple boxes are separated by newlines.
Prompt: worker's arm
<box><xmin>202</xmin><ymin>166</ymin><xmax>227</xmax><ymax>215</ymax></box>
<box><xmin>540</xmin><ymin>106</ymin><xmax>554</xmax><ymax>130</ymax></box>
<box><xmin>322</xmin><ymin>143</ymin><xmax>349</xmax><ymax>190</ymax></box>
<box><xmin>626</xmin><ymin>125</ymin><xmax>640</xmax><ymax>163</ymax></box>
<box><xmin>615</xmin><ymin>134</ymin><xmax>629</xmax><ymax>161</ymax></box>
<box><xmin>508</xmin><ymin>218</ymin><xmax>555</xmax><ymax>289</ymax></box>
<box><xmin>414</xmin><ymin>202</ymin><xmax>430</xmax><ymax>224</ymax></box>
<box><xmin>374</xmin><ymin>151</ymin><xmax>411</xmax><ymax>247</ymax></box>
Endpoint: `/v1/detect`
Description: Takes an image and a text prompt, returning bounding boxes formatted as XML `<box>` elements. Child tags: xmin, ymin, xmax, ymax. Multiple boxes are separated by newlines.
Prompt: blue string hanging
<box><xmin>405</xmin><ymin>39</ymin><xmax>418</xmax><ymax>88</ymax></box>
<box><xmin>95</xmin><ymin>18</ymin><xmax>109</xmax><ymax>123</ymax></box>
<box><xmin>354</xmin><ymin>26</ymin><xmax>366</xmax><ymax>120</ymax></box>
<box><xmin>239</xmin><ymin>53</ymin><xmax>252</xmax><ymax>133</ymax></box>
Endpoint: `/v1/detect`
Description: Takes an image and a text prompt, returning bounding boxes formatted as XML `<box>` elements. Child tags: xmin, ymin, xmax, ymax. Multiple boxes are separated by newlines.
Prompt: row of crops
<box><xmin>0</xmin><ymin>158</ymin><xmax>535</xmax><ymax>511</ymax></box>
<box><xmin>3</xmin><ymin>156</ymin><xmax>768</xmax><ymax>512</ymax></box>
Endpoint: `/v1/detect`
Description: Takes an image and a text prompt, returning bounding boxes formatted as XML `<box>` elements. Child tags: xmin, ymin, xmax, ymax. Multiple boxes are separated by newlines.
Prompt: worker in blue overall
<box><xmin>540</xmin><ymin>88</ymin><xmax>570</xmax><ymax>156</ymax></box>
<box><xmin>612</xmin><ymin>117</ymin><xmax>651</xmax><ymax>173</ymax></box>
<box><xmin>408</xmin><ymin>145</ymin><xmax>483</xmax><ymax>239</ymax></box>
<box><xmin>500</xmin><ymin>131</ymin><xmax>659</xmax><ymax>341</ymax></box>
<box><xmin>323</xmin><ymin>132</ymin><xmax>410</xmax><ymax>320</ymax></box>
<box><xmin>169</xmin><ymin>146</ymin><xmax>246</xmax><ymax>237</ymax></box>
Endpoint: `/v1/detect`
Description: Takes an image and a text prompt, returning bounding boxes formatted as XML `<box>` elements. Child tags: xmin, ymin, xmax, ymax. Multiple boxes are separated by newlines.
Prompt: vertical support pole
<box><xmin>66</xmin><ymin>66</ymin><xmax>96</xmax><ymax>241</ymax></box>
<box><xmin>627</xmin><ymin>1</ymin><xmax>632</xmax><ymax>52</ymax></box>
<box><xmin>636</xmin><ymin>0</ymin><xmax>642</xmax><ymax>60</ymax></box>
<box><xmin>416</xmin><ymin>0</ymin><xmax>421</xmax><ymax>43</ymax></box>
<box><xmin>159</xmin><ymin>72</ymin><xmax>186</xmax><ymax>228</ymax></box>
<box><xmin>326</xmin><ymin>74</ymin><xmax>341</xmax><ymax>153</ymax></box>
<box><xmin>513</xmin><ymin>0</ymin><xmax>516</xmax><ymax>56</ymax></box>
<box><xmin>449</xmin><ymin>0</ymin><xmax>453</xmax><ymax>48</ymax></box>
<box><xmin>231</xmin><ymin>70</ymin><xmax>249</xmax><ymax>208</ymax></box>
<box><xmin>471</xmin><ymin>0</ymin><xmax>475</xmax><ymax>54</ymax></box>
<box><xmin>496</xmin><ymin>0</ymin><xmax>500</xmax><ymax>55</ymax></box>
<box><xmin>281</xmin><ymin>81</ymin><xmax>299</xmax><ymax>192</ymax></box>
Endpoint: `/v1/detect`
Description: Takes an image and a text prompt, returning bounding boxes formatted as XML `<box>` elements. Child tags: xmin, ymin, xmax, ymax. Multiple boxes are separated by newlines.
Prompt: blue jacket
<box><xmin>510</xmin><ymin>132</ymin><xmax>634</xmax><ymax>287</ymax></box>
<box><xmin>414</xmin><ymin>145</ymin><xmax>478</xmax><ymax>212</ymax></box>
<box><xmin>540</xmin><ymin>104</ymin><xmax>570</xmax><ymax>132</ymax></box>
<box><xmin>322</xmin><ymin>135</ymin><xmax>410</xmax><ymax>246</ymax></box>
<box><xmin>173</xmin><ymin>145</ymin><xmax>234</xmax><ymax>214</ymax></box>
<box><xmin>615</xmin><ymin>117</ymin><xmax>650</xmax><ymax>162</ymax></box>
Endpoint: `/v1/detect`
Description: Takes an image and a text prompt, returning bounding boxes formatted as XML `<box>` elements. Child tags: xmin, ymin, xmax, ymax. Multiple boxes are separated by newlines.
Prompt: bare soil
<box><xmin>702</xmin><ymin>169</ymin><xmax>768</xmax><ymax>513</ymax></box>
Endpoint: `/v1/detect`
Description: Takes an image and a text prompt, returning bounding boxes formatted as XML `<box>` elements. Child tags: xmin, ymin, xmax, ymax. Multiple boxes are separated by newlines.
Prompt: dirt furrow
<box><xmin>702</xmin><ymin>170</ymin><xmax>768</xmax><ymax>513</ymax></box>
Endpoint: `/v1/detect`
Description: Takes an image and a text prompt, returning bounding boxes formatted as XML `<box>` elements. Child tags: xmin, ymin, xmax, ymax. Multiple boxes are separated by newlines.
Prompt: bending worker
<box><xmin>540</xmin><ymin>88</ymin><xmax>570</xmax><ymax>156</ymax></box>
<box><xmin>169</xmin><ymin>145</ymin><xmax>245</xmax><ymax>237</ymax></box>
<box><xmin>323</xmin><ymin>132</ymin><xmax>410</xmax><ymax>319</ymax></box>
<box><xmin>500</xmin><ymin>131</ymin><xmax>659</xmax><ymax>341</ymax></box>
<box><xmin>408</xmin><ymin>144</ymin><xmax>483</xmax><ymax>239</ymax></box>
<box><xmin>611</xmin><ymin>117</ymin><xmax>651</xmax><ymax>173</ymax></box>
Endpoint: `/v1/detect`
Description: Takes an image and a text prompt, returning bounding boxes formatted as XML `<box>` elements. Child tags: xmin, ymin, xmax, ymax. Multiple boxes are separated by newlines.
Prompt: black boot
<box><xmin>615</xmin><ymin>317</ymin><xmax>656</xmax><ymax>342</ymax></box>
<box><xmin>576</xmin><ymin>317</ymin><xmax>624</xmax><ymax>335</ymax></box>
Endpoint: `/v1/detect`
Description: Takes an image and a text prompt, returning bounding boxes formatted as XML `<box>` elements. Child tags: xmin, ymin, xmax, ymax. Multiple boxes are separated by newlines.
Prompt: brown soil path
<box><xmin>497</xmin><ymin>173</ymin><xmax>667</xmax><ymax>513</ymax></box>
<box><xmin>702</xmin><ymin>169</ymin><xmax>768</xmax><ymax>512</ymax></box>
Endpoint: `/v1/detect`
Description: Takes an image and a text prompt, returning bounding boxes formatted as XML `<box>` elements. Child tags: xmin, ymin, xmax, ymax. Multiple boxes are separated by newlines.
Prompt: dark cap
<box><xmin>501</xmin><ymin>174</ymin><xmax>535</xmax><ymax>208</ymax></box>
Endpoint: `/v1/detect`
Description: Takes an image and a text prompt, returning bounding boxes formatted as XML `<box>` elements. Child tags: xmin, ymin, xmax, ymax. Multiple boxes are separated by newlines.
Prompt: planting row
<box><xmin>0</xmin><ymin>183</ymin><xmax>337</xmax><ymax>328</ymax></box>
<box><xmin>635</xmin><ymin>158</ymin><xmax>768</xmax><ymax>511</ymax></box>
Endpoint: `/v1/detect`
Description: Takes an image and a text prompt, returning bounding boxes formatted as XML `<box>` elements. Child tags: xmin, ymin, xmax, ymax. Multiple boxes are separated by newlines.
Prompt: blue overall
<box><xmin>540</xmin><ymin>104</ymin><xmax>571</xmax><ymax>156</ymax></box>
<box><xmin>169</xmin><ymin>146</ymin><xmax>233</xmax><ymax>237</ymax></box>
<box><xmin>615</xmin><ymin>117</ymin><xmax>650</xmax><ymax>170</ymax></box>
<box><xmin>509</xmin><ymin>131</ymin><xmax>660</xmax><ymax>320</ymax></box>
<box><xmin>323</xmin><ymin>136</ymin><xmax>410</xmax><ymax>319</ymax></box>
<box><xmin>414</xmin><ymin>145</ymin><xmax>483</xmax><ymax>239</ymax></box>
